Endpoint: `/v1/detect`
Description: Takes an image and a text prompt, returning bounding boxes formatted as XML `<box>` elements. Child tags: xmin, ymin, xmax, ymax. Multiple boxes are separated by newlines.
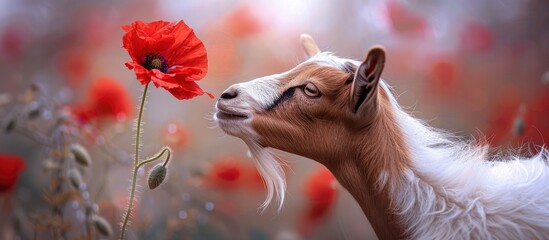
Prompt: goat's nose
<box><xmin>220</xmin><ymin>87</ymin><xmax>239</xmax><ymax>100</ymax></box>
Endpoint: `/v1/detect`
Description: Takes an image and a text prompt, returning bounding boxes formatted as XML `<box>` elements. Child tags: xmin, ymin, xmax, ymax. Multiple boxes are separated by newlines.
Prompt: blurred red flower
<box><xmin>1</xmin><ymin>22</ymin><xmax>26</xmax><ymax>59</ymax></box>
<box><xmin>386</xmin><ymin>1</ymin><xmax>429</xmax><ymax>36</ymax></box>
<box><xmin>73</xmin><ymin>77</ymin><xmax>133</xmax><ymax>123</ymax></box>
<box><xmin>460</xmin><ymin>21</ymin><xmax>494</xmax><ymax>53</ymax></box>
<box><xmin>0</xmin><ymin>154</ymin><xmax>26</xmax><ymax>193</ymax></box>
<box><xmin>486</xmin><ymin>88</ymin><xmax>549</xmax><ymax>147</ymax></box>
<box><xmin>428</xmin><ymin>58</ymin><xmax>457</xmax><ymax>91</ymax></box>
<box><xmin>246</xmin><ymin>164</ymin><xmax>265</xmax><ymax>191</ymax></box>
<box><xmin>297</xmin><ymin>167</ymin><xmax>337</xmax><ymax>236</ymax></box>
<box><xmin>79</xmin><ymin>7</ymin><xmax>118</xmax><ymax>48</ymax></box>
<box><xmin>205</xmin><ymin>156</ymin><xmax>245</xmax><ymax>189</ymax></box>
<box><xmin>161</xmin><ymin>121</ymin><xmax>189</xmax><ymax>150</ymax></box>
<box><xmin>57</xmin><ymin>48</ymin><xmax>91</xmax><ymax>88</ymax></box>
<box><xmin>204</xmin><ymin>156</ymin><xmax>264</xmax><ymax>190</ymax></box>
<box><xmin>206</xmin><ymin>34</ymin><xmax>240</xmax><ymax>81</ymax></box>
<box><xmin>122</xmin><ymin>20</ymin><xmax>212</xmax><ymax>100</ymax></box>
<box><xmin>224</xmin><ymin>4</ymin><xmax>265</xmax><ymax>38</ymax></box>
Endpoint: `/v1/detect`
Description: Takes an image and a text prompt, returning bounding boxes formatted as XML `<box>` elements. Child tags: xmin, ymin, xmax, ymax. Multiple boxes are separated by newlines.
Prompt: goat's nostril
<box><xmin>220</xmin><ymin>89</ymin><xmax>238</xmax><ymax>100</ymax></box>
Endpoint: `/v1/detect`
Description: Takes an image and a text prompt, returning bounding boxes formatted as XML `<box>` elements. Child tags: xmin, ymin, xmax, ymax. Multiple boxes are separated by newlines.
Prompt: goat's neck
<box><xmin>332</xmin><ymin>161</ymin><xmax>407</xmax><ymax>240</ymax></box>
<box><xmin>326</xmin><ymin>97</ymin><xmax>412</xmax><ymax>240</ymax></box>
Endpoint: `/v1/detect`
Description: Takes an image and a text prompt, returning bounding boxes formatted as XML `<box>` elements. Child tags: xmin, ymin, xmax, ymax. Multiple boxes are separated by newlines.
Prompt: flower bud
<box><xmin>4</xmin><ymin>118</ymin><xmax>15</xmax><ymax>133</ymax></box>
<box><xmin>69</xmin><ymin>143</ymin><xmax>91</xmax><ymax>166</ymax></box>
<box><xmin>68</xmin><ymin>168</ymin><xmax>83</xmax><ymax>189</ymax></box>
<box><xmin>148</xmin><ymin>164</ymin><xmax>167</xmax><ymax>189</ymax></box>
<box><xmin>27</xmin><ymin>103</ymin><xmax>42</xmax><ymax>120</ymax></box>
<box><xmin>512</xmin><ymin>116</ymin><xmax>525</xmax><ymax>136</ymax></box>
<box><xmin>92</xmin><ymin>215</ymin><xmax>113</xmax><ymax>238</ymax></box>
<box><xmin>29</xmin><ymin>82</ymin><xmax>41</xmax><ymax>93</ymax></box>
<box><xmin>512</xmin><ymin>104</ymin><xmax>526</xmax><ymax>136</ymax></box>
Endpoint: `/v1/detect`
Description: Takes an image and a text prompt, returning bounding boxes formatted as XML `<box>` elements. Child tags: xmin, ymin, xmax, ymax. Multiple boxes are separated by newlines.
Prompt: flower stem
<box><xmin>120</xmin><ymin>83</ymin><xmax>149</xmax><ymax>240</ymax></box>
<box><xmin>136</xmin><ymin>147</ymin><xmax>171</xmax><ymax>169</ymax></box>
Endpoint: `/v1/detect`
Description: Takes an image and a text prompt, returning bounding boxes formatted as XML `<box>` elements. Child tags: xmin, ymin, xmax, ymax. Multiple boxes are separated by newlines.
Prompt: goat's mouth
<box><xmin>215</xmin><ymin>110</ymin><xmax>249</xmax><ymax>120</ymax></box>
<box><xmin>215</xmin><ymin>106</ymin><xmax>250</xmax><ymax>121</ymax></box>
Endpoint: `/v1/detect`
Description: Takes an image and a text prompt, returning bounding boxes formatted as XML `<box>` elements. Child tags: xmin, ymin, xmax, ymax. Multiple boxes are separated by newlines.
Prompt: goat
<box><xmin>214</xmin><ymin>34</ymin><xmax>549</xmax><ymax>239</ymax></box>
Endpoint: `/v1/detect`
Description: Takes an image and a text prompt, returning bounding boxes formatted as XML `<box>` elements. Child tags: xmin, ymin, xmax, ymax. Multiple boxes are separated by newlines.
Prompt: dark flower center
<box><xmin>143</xmin><ymin>54</ymin><xmax>169</xmax><ymax>73</ymax></box>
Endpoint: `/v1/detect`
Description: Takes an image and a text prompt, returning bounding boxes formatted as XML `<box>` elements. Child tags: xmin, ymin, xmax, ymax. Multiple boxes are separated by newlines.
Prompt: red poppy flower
<box><xmin>0</xmin><ymin>154</ymin><xmax>26</xmax><ymax>193</ymax></box>
<box><xmin>73</xmin><ymin>77</ymin><xmax>133</xmax><ymax>123</ymax></box>
<box><xmin>57</xmin><ymin>48</ymin><xmax>90</xmax><ymax>88</ymax></box>
<box><xmin>386</xmin><ymin>1</ymin><xmax>429</xmax><ymax>37</ymax></box>
<box><xmin>245</xmin><ymin>164</ymin><xmax>265</xmax><ymax>191</ymax></box>
<box><xmin>427</xmin><ymin>57</ymin><xmax>458</xmax><ymax>92</ymax></box>
<box><xmin>122</xmin><ymin>20</ymin><xmax>212</xmax><ymax>100</ymax></box>
<box><xmin>485</xmin><ymin>87</ymin><xmax>549</xmax><ymax>148</ymax></box>
<box><xmin>1</xmin><ymin>21</ymin><xmax>27</xmax><ymax>59</ymax></box>
<box><xmin>204</xmin><ymin>156</ymin><xmax>264</xmax><ymax>190</ymax></box>
<box><xmin>460</xmin><ymin>21</ymin><xmax>494</xmax><ymax>53</ymax></box>
<box><xmin>224</xmin><ymin>4</ymin><xmax>265</xmax><ymax>38</ymax></box>
<box><xmin>297</xmin><ymin>167</ymin><xmax>337</xmax><ymax>236</ymax></box>
<box><xmin>205</xmin><ymin>156</ymin><xmax>246</xmax><ymax>189</ymax></box>
<box><xmin>161</xmin><ymin>121</ymin><xmax>189</xmax><ymax>150</ymax></box>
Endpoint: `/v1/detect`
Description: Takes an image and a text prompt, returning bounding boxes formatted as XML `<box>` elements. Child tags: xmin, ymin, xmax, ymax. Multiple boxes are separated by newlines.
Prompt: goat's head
<box><xmin>214</xmin><ymin>34</ymin><xmax>387</xmax><ymax>210</ymax></box>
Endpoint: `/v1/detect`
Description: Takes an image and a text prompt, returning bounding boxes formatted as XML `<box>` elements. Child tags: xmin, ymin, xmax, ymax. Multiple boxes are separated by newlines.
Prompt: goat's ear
<box><xmin>300</xmin><ymin>34</ymin><xmax>320</xmax><ymax>58</ymax></box>
<box><xmin>350</xmin><ymin>46</ymin><xmax>385</xmax><ymax>114</ymax></box>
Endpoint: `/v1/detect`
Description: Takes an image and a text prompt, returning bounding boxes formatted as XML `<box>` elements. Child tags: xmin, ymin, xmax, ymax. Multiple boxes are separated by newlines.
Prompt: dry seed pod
<box><xmin>4</xmin><ymin>118</ymin><xmax>16</xmax><ymax>133</ymax></box>
<box><xmin>29</xmin><ymin>82</ymin><xmax>41</xmax><ymax>92</ymax></box>
<box><xmin>68</xmin><ymin>168</ymin><xmax>83</xmax><ymax>189</ymax></box>
<box><xmin>27</xmin><ymin>104</ymin><xmax>41</xmax><ymax>119</ymax></box>
<box><xmin>69</xmin><ymin>143</ymin><xmax>91</xmax><ymax>166</ymax></box>
<box><xmin>92</xmin><ymin>215</ymin><xmax>113</xmax><ymax>238</ymax></box>
<box><xmin>148</xmin><ymin>164</ymin><xmax>167</xmax><ymax>189</ymax></box>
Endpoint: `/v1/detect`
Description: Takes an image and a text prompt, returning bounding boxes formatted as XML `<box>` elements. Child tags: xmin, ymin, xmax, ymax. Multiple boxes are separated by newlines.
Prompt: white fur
<box><xmin>382</xmin><ymin>81</ymin><xmax>549</xmax><ymax>239</ymax></box>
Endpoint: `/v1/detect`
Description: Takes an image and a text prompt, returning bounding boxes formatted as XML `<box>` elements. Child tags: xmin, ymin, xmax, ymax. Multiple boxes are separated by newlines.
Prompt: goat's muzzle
<box><xmin>214</xmin><ymin>88</ymin><xmax>251</xmax><ymax>122</ymax></box>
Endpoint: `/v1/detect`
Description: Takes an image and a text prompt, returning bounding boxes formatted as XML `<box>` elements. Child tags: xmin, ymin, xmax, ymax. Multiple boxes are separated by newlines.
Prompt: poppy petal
<box><xmin>126</xmin><ymin>62</ymin><xmax>152</xmax><ymax>85</ymax></box>
<box><xmin>165</xmin><ymin>81</ymin><xmax>212</xmax><ymax>100</ymax></box>
<box><xmin>150</xmin><ymin>69</ymin><xmax>180</xmax><ymax>89</ymax></box>
<box><xmin>169</xmin><ymin>65</ymin><xmax>206</xmax><ymax>81</ymax></box>
<box><xmin>162</xmin><ymin>21</ymin><xmax>208</xmax><ymax>80</ymax></box>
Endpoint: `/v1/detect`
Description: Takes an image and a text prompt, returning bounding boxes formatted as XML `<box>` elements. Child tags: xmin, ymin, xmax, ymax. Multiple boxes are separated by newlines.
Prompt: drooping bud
<box><xmin>512</xmin><ymin>104</ymin><xmax>526</xmax><ymax>136</ymax></box>
<box><xmin>68</xmin><ymin>168</ymin><xmax>83</xmax><ymax>189</ymax></box>
<box><xmin>29</xmin><ymin>82</ymin><xmax>41</xmax><ymax>93</ymax></box>
<box><xmin>92</xmin><ymin>215</ymin><xmax>113</xmax><ymax>238</ymax></box>
<box><xmin>148</xmin><ymin>164</ymin><xmax>167</xmax><ymax>189</ymax></box>
<box><xmin>512</xmin><ymin>116</ymin><xmax>525</xmax><ymax>136</ymax></box>
<box><xmin>69</xmin><ymin>143</ymin><xmax>91</xmax><ymax>166</ymax></box>
<box><xmin>4</xmin><ymin>118</ymin><xmax>16</xmax><ymax>133</ymax></box>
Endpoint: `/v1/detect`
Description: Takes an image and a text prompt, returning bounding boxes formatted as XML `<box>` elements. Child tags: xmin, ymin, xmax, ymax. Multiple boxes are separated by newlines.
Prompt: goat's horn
<box><xmin>300</xmin><ymin>34</ymin><xmax>320</xmax><ymax>57</ymax></box>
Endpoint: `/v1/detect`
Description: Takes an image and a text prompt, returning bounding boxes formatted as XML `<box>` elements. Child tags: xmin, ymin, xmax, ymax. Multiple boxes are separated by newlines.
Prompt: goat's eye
<box><xmin>303</xmin><ymin>83</ymin><xmax>320</xmax><ymax>97</ymax></box>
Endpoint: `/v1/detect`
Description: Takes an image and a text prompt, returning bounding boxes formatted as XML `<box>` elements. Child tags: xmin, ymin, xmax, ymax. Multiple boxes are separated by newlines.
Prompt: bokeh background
<box><xmin>1</xmin><ymin>0</ymin><xmax>548</xmax><ymax>239</ymax></box>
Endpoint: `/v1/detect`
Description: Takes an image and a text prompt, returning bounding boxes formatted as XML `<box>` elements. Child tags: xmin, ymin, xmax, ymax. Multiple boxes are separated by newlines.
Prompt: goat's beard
<box><xmin>243</xmin><ymin>138</ymin><xmax>287</xmax><ymax>213</ymax></box>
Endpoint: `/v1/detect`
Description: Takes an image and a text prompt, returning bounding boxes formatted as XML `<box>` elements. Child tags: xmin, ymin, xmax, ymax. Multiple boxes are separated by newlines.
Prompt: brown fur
<box><xmin>252</xmin><ymin>63</ymin><xmax>413</xmax><ymax>240</ymax></box>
